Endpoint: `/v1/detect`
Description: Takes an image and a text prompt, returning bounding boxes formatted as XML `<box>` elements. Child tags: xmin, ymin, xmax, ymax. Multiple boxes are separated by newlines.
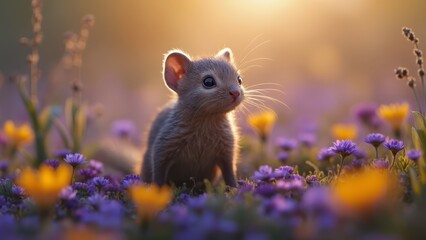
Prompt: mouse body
<box><xmin>141</xmin><ymin>49</ymin><xmax>244</xmax><ymax>187</ymax></box>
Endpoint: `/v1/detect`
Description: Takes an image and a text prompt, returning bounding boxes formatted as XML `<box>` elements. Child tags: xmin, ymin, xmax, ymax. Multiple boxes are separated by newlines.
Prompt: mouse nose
<box><xmin>229</xmin><ymin>90</ymin><xmax>241</xmax><ymax>100</ymax></box>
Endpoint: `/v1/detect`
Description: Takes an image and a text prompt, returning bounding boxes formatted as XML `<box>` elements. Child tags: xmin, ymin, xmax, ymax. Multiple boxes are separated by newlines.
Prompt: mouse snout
<box><xmin>229</xmin><ymin>89</ymin><xmax>241</xmax><ymax>101</ymax></box>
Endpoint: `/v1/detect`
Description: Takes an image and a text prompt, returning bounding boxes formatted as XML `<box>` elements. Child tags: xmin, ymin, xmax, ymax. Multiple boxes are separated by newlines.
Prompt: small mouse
<box><xmin>141</xmin><ymin>48</ymin><xmax>244</xmax><ymax>188</ymax></box>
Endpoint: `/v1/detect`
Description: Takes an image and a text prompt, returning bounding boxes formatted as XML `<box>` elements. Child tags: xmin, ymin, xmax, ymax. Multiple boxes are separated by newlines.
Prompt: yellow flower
<box><xmin>332</xmin><ymin>169</ymin><xmax>395</xmax><ymax>214</ymax></box>
<box><xmin>377</xmin><ymin>103</ymin><xmax>409</xmax><ymax>130</ymax></box>
<box><xmin>331</xmin><ymin>124</ymin><xmax>358</xmax><ymax>140</ymax></box>
<box><xmin>247</xmin><ymin>111</ymin><xmax>277</xmax><ymax>142</ymax></box>
<box><xmin>129</xmin><ymin>184</ymin><xmax>172</xmax><ymax>221</ymax></box>
<box><xmin>16</xmin><ymin>164</ymin><xmax>72</xmax><ymax>208</ymax></box>
<box><xmin>3</xmin><ymin>120</ymin><xmax>34</xmax><ymax>147</ymax></box>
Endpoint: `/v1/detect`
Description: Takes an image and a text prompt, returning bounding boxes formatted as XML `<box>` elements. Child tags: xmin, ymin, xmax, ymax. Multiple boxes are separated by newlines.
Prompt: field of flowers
<box><xmin>2</xmin><ymin>1</ymin><xmax>426</xmax><ymax>240</ymax></box>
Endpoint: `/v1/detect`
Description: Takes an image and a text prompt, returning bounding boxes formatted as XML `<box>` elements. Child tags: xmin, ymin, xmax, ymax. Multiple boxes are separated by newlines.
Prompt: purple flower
<box><xmin>54</xmin><ymin>148</ymin><xmax>72</xmax><ymax>159</ymax></box>
<box><xmin>407</xmin><ymin>149</ymin><xmax>422</xmax><ymax>162</ymax></box>
<box><xmin>317</xmin><ymin>148</ymin><xmax>336</xmax><ymax>161</ymax></box>
<box><xmin>59</xmin><ymin>186</ymin><xmax>77</xmax><ymax>201</ymax></box>
<box><xmin>352</xmin><ymin>148</ymin><xmax>367</xmax><ymax>159</ymax></box>
<box><xmin>276</xmin><ymin>138</ymin><xmax>298</xmax><ymax>151</ymax></box>
<box><xmin>64</xmin><ymin>153</ymin><xmax>86</xmax><ymax>167</ymax></box>
<box><xmin>89</xmin><ymin>160</ymin><xmax>104</xmax><ymax>173</ymax></box>
<box><xmin>298</xmin><ymin>133</ymin><xmax>317</xmax><ymax>148</ymax></box>
<box><xmin>373</xmin><ymin>159</ymin><xmax>390</xmax><ymax>169</ymax></box>
<box><xmin>44</xmin><ymin>159</ymin><xmax>60</xmax><ymax>169</ymax></box>
<box><xmin>383</xmin><ymin>139</ymin><xmax>405</xmax><ymax>155</ymax></box>
<box><xmin>0</xmin><ymin>161</ymin><xmax>9</xmax><ymax>173</ymax></box>
<box><xmin>276</xmin><ymin>176</ymin><xmax>305</xmax><ymax>192</ymax></box>
<box><xmin>121</xmin><ymin>174</ymin><xmax>141</xmax><ymax>188</ymax></box>
<box><xmin>352</xmin><ymin>103</ymin><xmax>381</xmax><ymax>129</ymax></box>
<box><xmin>328</xmin><ymin>140</ymin><xmax>357</xmax><ymax>158</ymax></box>
<box><xmin>254</xmin><ymin>184</ymin><xmax>277</xmax><ymax>198</ymax></box>
<box><xmin>305</xmin><ymin>175</ymin><xmax>319</xmax><ymax>187</ymax></box>
<box><xmin>364</xmin><ymin>133</ymin><xmax>386</xmax><ymax>148</ymax></box>
<box><xmin>91</xmin><ymin>177</ymin><xmax>110</xmax><ymax>190</ymax></box>
<box><xmin>11</xmin><ymin>185</ymin><xmax>24</xmax><ymax>197</ymax></box>
<box><xmin>276</xmin><ymin>152</ymin><xmax>289</xmax><ymax>162</ymax></box>
<box><xmin>72</xmin><ymin>182</ymin><xmax>95</xmax><ymax>197</ymax></box>
<box><xmin>351</xmin><ymin>159</ymin><xmax>365</xmax><ymax>169</ymax></box>
<box><xmin>273</xmin><ymin>166</ymin><xmax>294</xmax><ymax>180</ymax></box>
<box><xmin>111</xmin><ymin>119</ymin><xmax>137</xmax><ymax>139</ymax></box>
<box><xmin>251</xmin><ymin>165</ymin><xmax>274</xmax><ymax>182</ymax></box>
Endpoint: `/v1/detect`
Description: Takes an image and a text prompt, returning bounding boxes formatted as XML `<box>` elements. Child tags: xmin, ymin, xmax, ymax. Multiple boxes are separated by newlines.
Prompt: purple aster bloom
<box><xmin>78</xmin><ymin>168</ymin><xmax>97</xmax><ymax>181</ymax></box>
<box><xmin>91</xmin><ymin>177</ymin><xmax>110</xmax><ymax>190</ymax></box>
<box><xmin>373</xmin><ymin>159</ymin><xmax>390</xmax><ymax>169</ymax></box>
<box><xmin>187</xmin><ymin>194</ymin><xmax>208</xmax><ymax>210</ymax></box>
<box><xmin>276</xmin><ymin>152</ymin><xmax>290</xmax><ymax>163</ymax></box>
<box><xmin>54</xmin><ymin>148</ymin><xmax>72</xmax><ymax>159</ymax></box>
<box><xmin>0</xmin><ymin>160</ymin><xmax>9</xmax><ymax>173</ymax></box>
<box><xmin>302</xmin><ymin>187</ymin><xmax>336</xmax><ymax>229</ymax></box>
<box><xmin>59</xmin><ymin>186</ymin><xmax>77</xmax><ymax>201</ymax></box>
<box><xmin>0</xmin><ymin>134</ymin><xmax>7</xmax><ymax>147</ymax></box>
<box><xmin>44</xmin><ymin>159</ymin><xmax>60</xmax><ymax>169</ymax></box>
<box><xmin>273</xmin><ymin>166</ymin><xmax>294</xmax><ymax>180</ymax></box>
<box><xmin>298</xmin><ymin>133</ymin><xmax>317</xmax><ymax>148</ymax></box>
<box><xmin>317</xmin><ymin>148</ymin><xmax>336</xmax><ymax>161</ymax></box>
<box><xmin>251</xmin><ymin>165</ymin><xmax>274</xmax><ymax>182</ymax></box>
<box><xmin>254</xmin><ymin>184</ymin><xmax>277</xmax><ymax>198</ymax></box>
<box><xmin>262</xmin><ymin>195</ymin><xmax>297</xmax><ymax>216</ymax></box>
<box><xmin>351</xmin><ymin>159</ymin><xmax>365</xmax><ymax>169</ymax></box>
<box><xmin>305</xmin><ymin>175</ymin><xmax>319</xmax><ymax>187</ymax></box>
<box><xmin>276</xmin><ymin>177</ymin><xmax>305</xmax><ymax>193</ymax></box>
<box><xmin>364</xmin><ymin>133</ymin><xmax>386</xmax><ymax>148</ymax></box>
<box><xmin>64</xmin><ymin>153</ymin><xmax>86</xmax><ymax>167</ymax></box>
<box><xmin>121</xmin><ymin>174</ymin><xmax>141</xmax><ymax>188</ymax></box>
<box><xmin>89</xmin><ymin>160</ymin><xmax>104</xmax><ymax>173</ymax></box>
<box><xmin>352</xmin><ymin>103</ymin><xmax>381</xmax><ymax>129</ymax></box>
<box><xmin>352</xmin><ymin>148</ymin><xmax>367</xmax><ymax>159</ymax></box>
<box><xmin>11</xmin><ymin>185</ymin><xmax>25</xmax><ymax>196</ymax></box>
<box><xmin>81</xmin><ymin>200</ymin><xmax>124</xmax><ymax>229</ymax></box>
<box><xmin>407</xmin><ymin>149</ymin><xmax>422</xmax><ymax>162</ymax></box>
<box><xmin>276</xmin><ymin>138</ymin><xmax>298</xmax><ymax>151</ymax></box>
<box><xmin>72</xmin><ymin>182</ymin><xmax>95</xmax><ymax>197</ymax></box>
<box><xmin>328</xmin><ymin>140</ymin><xmax>357</xmax><ymax>157</ymax></box>
<box><xmin>383</xmin><ymin>139</ymin><xmax>405</xmax><ymax>155</ymax></box>
<box><xmin>111</xmin><ymin>119</ymin><xmax>137</xmax><ymax>139</ymax></box>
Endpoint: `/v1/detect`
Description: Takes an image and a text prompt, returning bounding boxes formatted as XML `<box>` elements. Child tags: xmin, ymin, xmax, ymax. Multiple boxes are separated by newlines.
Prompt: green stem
<box><xmin>374</xmin><ymin>147</ymin><xmax>379</xmax><ymax>159</ymax></box>
<box><xmin>390</xmin><ymin>153</ymin><xmax>397</xmax><ymax>170</ymax></box>
<box><xmin>17</xmin><ymin>79</ymin><xmax>47</xmax><ymax>167</ymax></box>
<box><xmin>337</xmin><ymin>155</ymin><xmax>346</xmax><ymax>177</ymax></box>
<box><xmin>412</xmin><ymin>86</ymin><xmax>423</xmax><ymax>115</ymax></box>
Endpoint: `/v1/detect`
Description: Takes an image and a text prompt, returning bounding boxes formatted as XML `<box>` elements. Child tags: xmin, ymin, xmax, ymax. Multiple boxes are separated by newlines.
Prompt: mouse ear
<box><xmin>216</xmin><ymin>48</ymin><xmax>233</xmax><ymax>63</ymax></box>
<box><xmin>163</xmin><ymin>50</ymin><xmax>192</xmax><ymax>92</ymax></box>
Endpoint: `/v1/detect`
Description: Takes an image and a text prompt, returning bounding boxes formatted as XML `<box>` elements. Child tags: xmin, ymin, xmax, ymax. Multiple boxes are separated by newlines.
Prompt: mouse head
<box><xmin>163</xmin><ymin>48</ymin><xmax>244</xmax><ymax>115</ymax></box>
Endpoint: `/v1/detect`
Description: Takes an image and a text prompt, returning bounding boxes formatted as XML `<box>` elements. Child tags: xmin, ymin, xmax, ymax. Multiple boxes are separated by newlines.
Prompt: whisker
<box><xmin>240</xmin><ymin>65</ymin><xmax>264</xmax><ymax>74</ymax></box>
<box><xmin>244</xmin><ymin>82</ymin><xmax>282</xmax><ymax>89</ymax></box>
<box><xmin>239</xmin><ymin>57</ymin><xmax>273</xmax><ymax>69</ymax></box>
<box><xmin>239</xmin><ymin>40</ymin><xmax>271</xmax><ymax>67</ymax></box>
<box><xmin>245</xmin><ymin>94</ymin><xmax>290</xmax><ymax>110</ymax></box>
<box><xmin>245</xmin><ymin>88</ymin><xmax>286</xmax><ymax>95</ymax></box>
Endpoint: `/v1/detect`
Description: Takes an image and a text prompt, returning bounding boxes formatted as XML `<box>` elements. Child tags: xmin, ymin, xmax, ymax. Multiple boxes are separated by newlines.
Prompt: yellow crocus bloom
<box><xmin>16</xmin><ymin>164</ymin><xmax>72</xmax><ymax>208</ymax></box>
<box><xmin>129</xmin><ymin>184</ymin><xmax>172</xmax><ymax>221</ymax></box>
<box><xmin>377</xmin><ymin>103</ymin><xmax>409</xmax><ymax>130</ymax></box>
<box><xmin>247</xmin><ymin>111</ymin><xmax>277</xmax><ymax>142</ymax></box>
<box><xmin>332</xmin><ymin>169</ymin><xmax>395</xmax><ymax>214</ymax></box>
<box><xmin>331</xmin><ymin>124</ymin><xmax>358</xmax><ymax>140</ymax></box>
<box><xmin>3</xmin><ymin>120</ymin><xmax>34</xmax><ymax>147</ymax></box>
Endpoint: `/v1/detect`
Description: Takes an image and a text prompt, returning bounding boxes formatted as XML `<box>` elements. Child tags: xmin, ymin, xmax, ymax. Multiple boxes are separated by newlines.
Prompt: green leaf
<box><xmin>409</xmin><ymin>167</ymin><xmax>422</xmax><ymax>195</ymax></box>
<box><xmin>412</xmin><ymin>111</ymin><xmax>426</xmax><ymax>129</ymax></box>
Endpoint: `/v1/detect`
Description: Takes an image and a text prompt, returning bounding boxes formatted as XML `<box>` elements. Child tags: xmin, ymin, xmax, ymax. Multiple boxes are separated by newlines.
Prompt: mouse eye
<box><xmin>237</xmin><ymin>75</ymin><xmax>243</xmax><ymax>85</ymax></box>
<box><xmin>203</xmin><ymin>76</ymin><xmax>216</xmax><ymax>88</ymax></box>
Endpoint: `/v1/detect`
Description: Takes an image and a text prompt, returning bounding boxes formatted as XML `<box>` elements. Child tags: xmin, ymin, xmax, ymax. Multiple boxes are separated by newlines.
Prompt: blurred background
<box><xmin>0</xmin><ymin>0</ymin><xmax>425</xmax><ymax>148</ymax></box>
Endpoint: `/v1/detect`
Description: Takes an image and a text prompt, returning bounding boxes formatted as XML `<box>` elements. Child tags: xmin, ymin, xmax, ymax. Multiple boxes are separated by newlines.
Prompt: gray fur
<box><xmin>141</xmin><ymin>49</ymin><xmax>243</xmax><ymax>187</ymax></box>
